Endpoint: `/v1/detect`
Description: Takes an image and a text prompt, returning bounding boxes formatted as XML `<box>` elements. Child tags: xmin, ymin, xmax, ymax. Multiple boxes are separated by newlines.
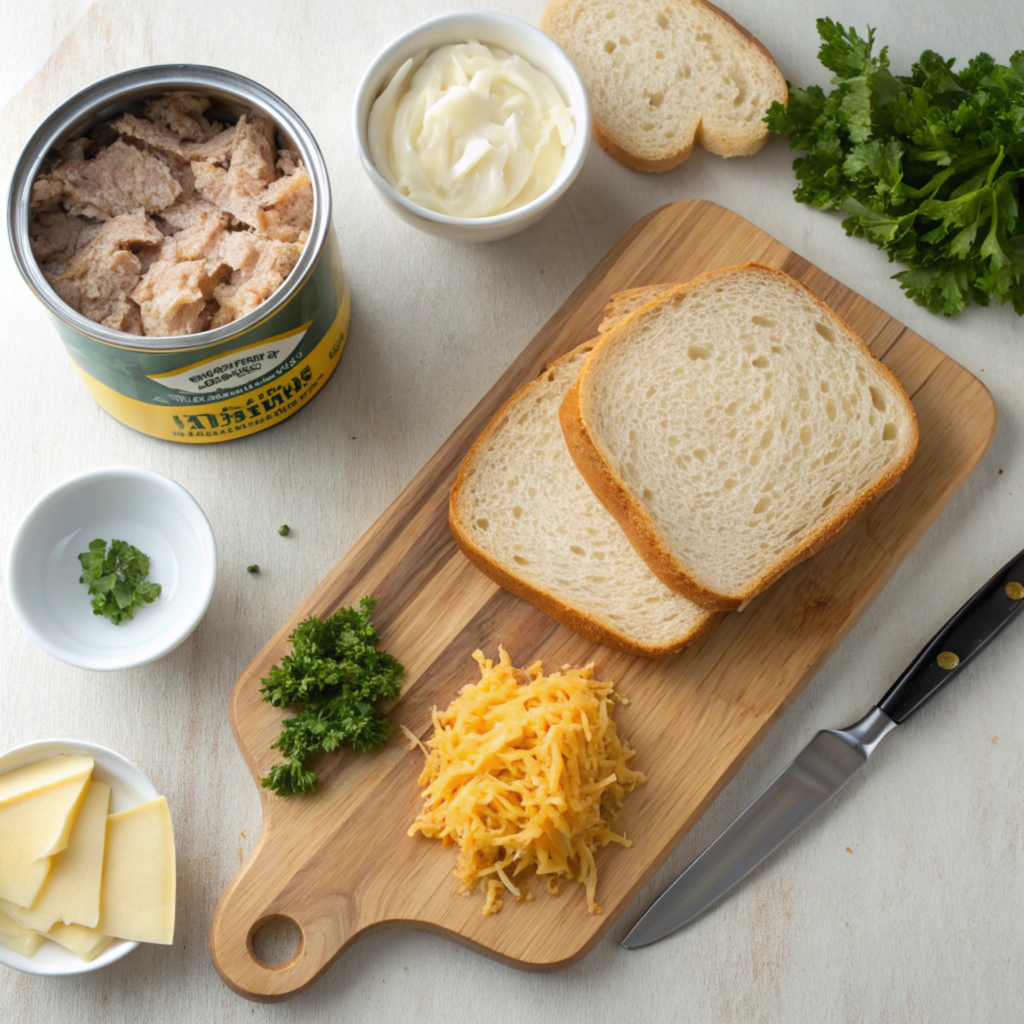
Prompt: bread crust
<box><xmin>541</xmin><ymin>0</ymin><xmax>788</xmax><ymax>173</ymax></box>
<box><xmin>559</xmin><ymin>263</ymin><xmax>920</xmax><ymax>611</ymax></box>
<box><xmin>450</xmin><ymin>343</ymin><xmax>722</xmax><ymax>657</ymax></box>
<box><xmin>592</xmin><ymin>119</ymin><xmax>696</xmax><ymax>174</ymax></box>
<box><xmin>599</xmin><ymin>284</ymin><xmax>675</xmax><ymax>331</ymax></box>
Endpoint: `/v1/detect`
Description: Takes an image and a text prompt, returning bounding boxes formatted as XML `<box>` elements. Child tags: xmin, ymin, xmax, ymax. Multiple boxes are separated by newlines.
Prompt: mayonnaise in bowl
<box><xmin>368</xmin><ymin>42</ymin><xmax>575</xmax><ymax>219</ymax></box>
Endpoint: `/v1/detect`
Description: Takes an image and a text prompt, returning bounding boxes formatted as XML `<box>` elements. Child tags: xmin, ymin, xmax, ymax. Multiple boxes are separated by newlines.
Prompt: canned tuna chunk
<box><xmin>8</xmin><ymin>66</ymin><xmax>349</xmax><ymax>443</ymax></box>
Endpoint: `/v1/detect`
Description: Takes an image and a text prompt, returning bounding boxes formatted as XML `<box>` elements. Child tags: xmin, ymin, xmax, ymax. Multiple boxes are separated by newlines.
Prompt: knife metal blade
<box><xmin>622</xmin><ymin>708</ymin><xmax>894</xmax><ymax>948</ymax></box>
<box><xmin>623</xmin><ymin>546</ymin><xmax>1024</xmax><ymax>951</ymax></box>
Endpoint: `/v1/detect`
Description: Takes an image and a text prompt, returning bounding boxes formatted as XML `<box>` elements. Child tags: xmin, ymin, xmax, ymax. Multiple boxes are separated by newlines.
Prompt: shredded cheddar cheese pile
<box><xmin>408</xmin><ymin>648</ymin><xmax>645</xmax><ymax>916</ymax></box>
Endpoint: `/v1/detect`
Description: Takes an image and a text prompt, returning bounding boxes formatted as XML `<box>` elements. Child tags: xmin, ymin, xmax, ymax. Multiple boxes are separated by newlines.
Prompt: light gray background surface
<box><xmin>1</xmin><ymin>1</ymin><xmax>1021</xmax><ymax>1021</ymax></box>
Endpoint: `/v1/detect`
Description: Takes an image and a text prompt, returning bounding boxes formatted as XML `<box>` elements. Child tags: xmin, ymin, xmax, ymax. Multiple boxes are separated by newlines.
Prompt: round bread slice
<box><xmin>450</xmin><ymin>342</ymin><xmax>721</xmax><ymax>658</ymax></box>
<box><xmin>560</xmin><ymin>264</ymin><xmax>919</xmax><ymax>610</ymax></box>
<box><xmin>541</xmin><ymin>0</ymin><xmax>787</xmax><ymax>172</ymax></box>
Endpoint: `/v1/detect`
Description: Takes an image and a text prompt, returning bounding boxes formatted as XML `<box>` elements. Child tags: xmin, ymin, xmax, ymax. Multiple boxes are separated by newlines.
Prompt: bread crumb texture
<box><xmin>580</xmin><ymin>266</ymin><xmax>917</xmax><ymax>599</ymax></box>
<box><xmin>453</xmin><ymin>344</ymin><xmax>715</xmax><ymax>652</ymax></box>
<box><xmin>541</xmin><ymin>0</ymin><xmax>787</xmax><ymax>170</ymax></box>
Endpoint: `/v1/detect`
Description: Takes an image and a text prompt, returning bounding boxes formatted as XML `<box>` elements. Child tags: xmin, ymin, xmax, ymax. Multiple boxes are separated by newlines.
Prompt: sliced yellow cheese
<box><xmin>44</xmin><ymin>922</ymin><xmax>114</xmax><ymax>962</ymax></box>
<box><xmin>0</xmin><ymin>762</ymin><xmax>94</xmax><ymax>908</ymax></box>
<box><xmin>0</xmin><ymin>781</ymin><xmax>111</xmax><ymax>932</ymax></box>
<box><xmin>98</xmin><ymin>796</ymin><xmax>176</xmax><ymax>945</ymax></box>
<box><xmin>0</xmin><ymin>755</ymin><xmax>93</xmax><ymax>807</ymax></box>
<box><xmin>0</xmin><ymin>907</ymin><xmax>44</xmax><ymax>958</ymax></box>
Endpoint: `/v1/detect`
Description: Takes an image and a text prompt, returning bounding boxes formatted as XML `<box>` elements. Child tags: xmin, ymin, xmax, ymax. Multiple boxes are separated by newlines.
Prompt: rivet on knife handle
<box><xmin>876</xmin><ymin>548</ymin><xmax>1024</xmax><ymax>724</ymax></box>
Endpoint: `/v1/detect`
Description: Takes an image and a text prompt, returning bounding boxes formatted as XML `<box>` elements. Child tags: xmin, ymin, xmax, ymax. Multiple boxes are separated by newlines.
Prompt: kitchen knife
<box><xmin>623</xmin><ymin>547</ymin><xmax>1024</xmax><ymax>950</ymax></box>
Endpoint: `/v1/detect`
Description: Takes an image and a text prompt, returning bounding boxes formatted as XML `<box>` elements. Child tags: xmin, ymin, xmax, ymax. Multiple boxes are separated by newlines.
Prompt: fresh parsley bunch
<box><xmin>765</xmin><ymin>20</ymin><xmax>1024</xmax><ymax>316</ymax></box>
<box><xmin>78</xmin><ymin>538</ymin><xmax>162</xmax><ymax>625</ymax></box>
<box><xmin>260</xmin><ymin>597</ymin><xmax>404</xmax><ymax>796</ymax></box>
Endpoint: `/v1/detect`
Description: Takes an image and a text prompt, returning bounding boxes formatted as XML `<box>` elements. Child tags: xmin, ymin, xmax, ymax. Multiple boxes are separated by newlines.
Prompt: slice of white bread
<box><xmin>599</xmin><ymin>285</ymin><xmax>674</xmax><ymax>332</ymax></box>
<box><xmin>540</xmin><ymin>0</ymin><xmax>787</xmax><ymax>172</ymax></box>
<box><xmin>560</xmin><ymin>264</ymin><xmax>919</xmax><ymax>610</ymax></box>
<box><xmin>450</xmin><ymin>342</ymin><xmax>721</xmax><ymax>658</ymax></box>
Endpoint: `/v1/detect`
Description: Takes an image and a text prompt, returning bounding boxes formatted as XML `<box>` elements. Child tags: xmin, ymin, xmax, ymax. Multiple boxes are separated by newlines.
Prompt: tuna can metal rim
<box><xmin>7</xmin><ymin>64</ymin><xmax>332</xmax><ymax>352</ymax></box>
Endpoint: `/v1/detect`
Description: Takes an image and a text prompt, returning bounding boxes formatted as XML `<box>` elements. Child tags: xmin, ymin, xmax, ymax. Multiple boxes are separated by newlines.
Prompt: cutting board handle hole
<box><xmin>248</xmin><ymin>915</ymin><xmax>303</xmax><ymax>969</ymax></box>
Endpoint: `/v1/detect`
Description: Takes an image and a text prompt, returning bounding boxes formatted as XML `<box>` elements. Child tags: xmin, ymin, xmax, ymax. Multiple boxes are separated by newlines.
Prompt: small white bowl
<box><xmin>6</xmin><ymin>467</ymin><xmax>216</xmax><ymax>671</ymax></box>
<box><xmin>353</xmin><ymin>10</ymin><xmax>592</xmax><ymax>242</ymax></box>
<box><xmin>0</xmin><ymin>739</ymin><xmax>162</xmax><ymax>976</ymax></box>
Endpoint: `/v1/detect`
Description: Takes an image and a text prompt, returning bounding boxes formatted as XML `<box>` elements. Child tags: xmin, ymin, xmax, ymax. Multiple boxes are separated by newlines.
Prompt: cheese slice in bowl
<box><xmin>0</xmin><ymin>907</ymin><xmax>44</xmax><ymax>958</ymax></box>
<box><xmin>44</xmin><ymin>922</ymin><xmax>114</xmax><ymax>962</ymax></box>
<box><xmin>98</xmin><ymin>796</ymin><xmax>176</xmax><ymax>945</ymax></box>
<box><xmin>0</xmin><ymin>754</ymin><xmax>94</xmax><ymax>807</ymax></box>
<box><xmin>0</xmin><ymin>756</ymin><xmax>94</xmax><ymax>907</ymax></box>
<box><xmin>0</xmin><ymin>781</ymin><xmax>110</xmax><ymax>931</ymax></box>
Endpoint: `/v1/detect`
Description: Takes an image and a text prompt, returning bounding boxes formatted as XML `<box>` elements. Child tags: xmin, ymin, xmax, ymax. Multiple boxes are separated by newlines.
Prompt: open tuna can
<box><xmin>8</xmin><ymin>66</ymin><xmax>348</xmax><ymax>443</ymax></box>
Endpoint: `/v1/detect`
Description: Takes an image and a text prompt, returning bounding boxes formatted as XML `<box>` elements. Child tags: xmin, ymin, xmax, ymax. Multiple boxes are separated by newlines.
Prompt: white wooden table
<box><xmin>2</xmin><ymin>1</ymin><xmax>1021</xmax><ymax>1020</ymax></box>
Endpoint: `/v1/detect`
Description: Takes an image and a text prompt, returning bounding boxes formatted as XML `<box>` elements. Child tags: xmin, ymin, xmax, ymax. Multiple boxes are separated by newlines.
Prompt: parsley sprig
<box><xmin>765</xmin><ymin>20</ymin><xmax>1024</xmax><ymax>316</ymax></box>
<box><xmin>259</xmin><ymin>597</ymin><xmax>404</xmax><ymax>796</ymax></box>
<box><xmin>77</xmin><ymin>538</ymin><xmax>161</xmax><ymax>625</ymax></box>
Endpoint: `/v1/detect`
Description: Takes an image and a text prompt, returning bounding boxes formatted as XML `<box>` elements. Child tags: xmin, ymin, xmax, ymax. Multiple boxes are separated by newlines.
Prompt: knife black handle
<box><xmin>877</xmin><ymin>548</ymin><xmax>1024</xmax><ymax>724</ymax></box>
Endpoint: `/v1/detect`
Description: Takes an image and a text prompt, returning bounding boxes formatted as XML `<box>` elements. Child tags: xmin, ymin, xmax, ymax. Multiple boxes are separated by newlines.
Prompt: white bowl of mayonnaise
<box><xmin>353</xmin><ymin>11</ymin><xmax>591</xmax><ymax>242</ymax></box>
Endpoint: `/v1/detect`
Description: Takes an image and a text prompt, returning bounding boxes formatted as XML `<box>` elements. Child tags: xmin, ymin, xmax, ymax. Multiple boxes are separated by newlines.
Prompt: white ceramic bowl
<box><xmin>353</xmin><ymin>10</ymin><xmax>592</xmax><ymax>242</ymax></box>
<box><xmin>6</xmin><ymin>467</ymin><xmax>216</xmax><ymax>671</ymax></box>
<box><xmin>0</xmin><ymin>739</ymin><xmax>162</xmax><ymax>976</ymax></box>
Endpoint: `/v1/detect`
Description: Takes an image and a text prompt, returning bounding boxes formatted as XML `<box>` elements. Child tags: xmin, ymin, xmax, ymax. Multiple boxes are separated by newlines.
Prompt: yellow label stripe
<box><xmin>75</xmin><ymin>290</ymin><xmax>349</xmax><ymax>444</ymax></box>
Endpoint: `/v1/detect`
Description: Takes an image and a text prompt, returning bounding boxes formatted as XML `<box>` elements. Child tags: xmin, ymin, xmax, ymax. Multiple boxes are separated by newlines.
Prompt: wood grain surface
<box><xmin>209</xmin><ymin>200</ymin><xmax>995</xmax><ymax>1001</ymax></box>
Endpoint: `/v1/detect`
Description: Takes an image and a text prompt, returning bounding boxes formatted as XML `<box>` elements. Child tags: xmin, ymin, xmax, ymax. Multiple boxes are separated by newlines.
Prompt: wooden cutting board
<box><xmin>209</xmin><ymin>200</ymin><xmax>995</xmax><ymax>1002</ymax></box>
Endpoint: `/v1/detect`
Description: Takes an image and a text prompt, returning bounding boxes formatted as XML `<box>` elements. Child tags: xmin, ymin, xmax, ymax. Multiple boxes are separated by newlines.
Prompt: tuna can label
<box><xmin>148</xmin><ymin>329</ymin><xmax>310</xmax><ymax>394</ymax></box>
<box><xmin>54</xmin><ymin>231</ymin><xmax>348</xmax><ymax>444</ymax></box>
